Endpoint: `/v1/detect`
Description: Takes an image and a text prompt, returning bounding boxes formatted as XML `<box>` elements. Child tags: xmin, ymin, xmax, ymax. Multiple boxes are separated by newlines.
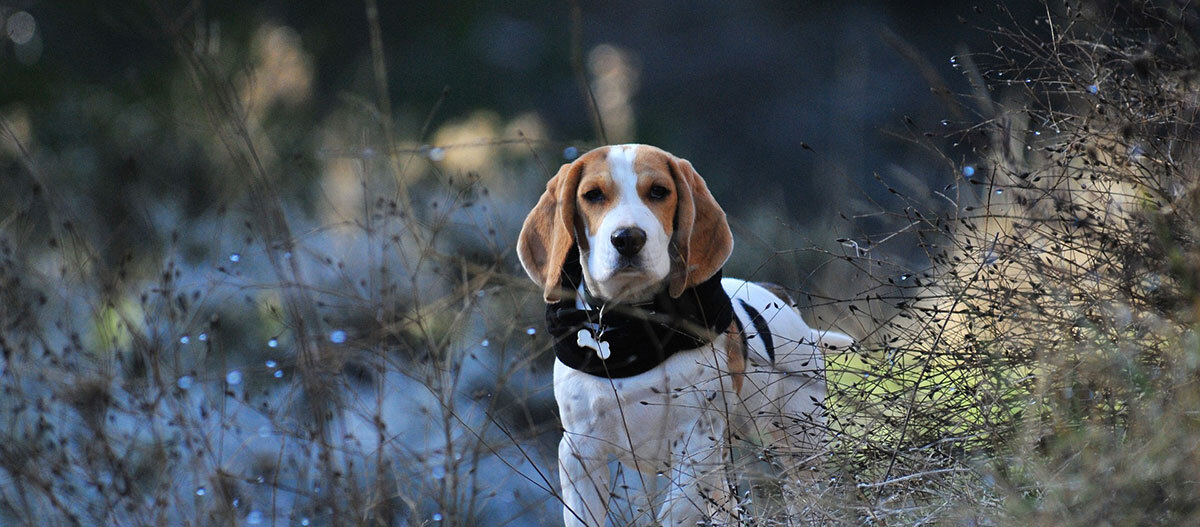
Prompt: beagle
<box><xmin>518</xmin><ymin>144</ymin><xmax>852</xmax><ymax>526</ymax></box>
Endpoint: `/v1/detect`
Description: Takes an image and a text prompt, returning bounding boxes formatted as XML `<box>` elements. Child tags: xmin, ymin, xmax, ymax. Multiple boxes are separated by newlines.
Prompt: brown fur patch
<box><xmin>574</xmin><ymin>155</ymin><xmax>617</xmax><ymax>236</ymax></box>
<box><xmin>574</xmin><ymin>147</ymin><xmax>679</xmax><ymax>238</ymax></box>
<box><xmin>666</xmin><ymin>155</ymin><xmax>734</xmax><ymax>297</ymax></box>
<box><xmin>634</xmin><ymin>148</ymin><xmax>678</xmax><ymax>239</ymax></box>
<box><xmin>517</xmin><ymin>146</ymin><xmax>611</xmax><ymax>301</ymax></box>
<box><xmin>518</xmin><ymin>144</ymin><xmax>732</xmax><ymax>302</ymax></box>
<box><xmin>725</xmin><ymin>321</ymin><xmax>745</xmax><ymax>394</ymax></box>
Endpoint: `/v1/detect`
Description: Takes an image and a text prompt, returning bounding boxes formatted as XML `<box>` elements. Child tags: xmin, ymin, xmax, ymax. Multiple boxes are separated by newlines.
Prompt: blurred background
<box><xmin>1</xmin><ymin>0</ymin><xmax>1039</xmax><ymax>287</ymax></box>
<box><xmin>0</xmin><ymin>1</ymin><xmax>1054</xmax><ymax>526</ymax></box>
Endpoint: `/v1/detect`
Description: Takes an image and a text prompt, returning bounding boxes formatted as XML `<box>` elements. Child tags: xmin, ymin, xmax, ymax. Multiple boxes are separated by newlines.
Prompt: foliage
<box><xmin>3</xmin><ymin>1</ymin><xmax>1200</xmax><ymax>525</ymax></box>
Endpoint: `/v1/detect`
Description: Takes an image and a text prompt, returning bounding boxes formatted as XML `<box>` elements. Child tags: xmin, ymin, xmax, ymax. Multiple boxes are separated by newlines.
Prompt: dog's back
<box><xmin>723</xmin><ymin>278</ymin><xmax>849</xmax><ymax>457</ymax></box>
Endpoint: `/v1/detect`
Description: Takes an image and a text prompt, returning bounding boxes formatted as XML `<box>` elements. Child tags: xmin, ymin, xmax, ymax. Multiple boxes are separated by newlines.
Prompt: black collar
<box><xmin>546</xmin><ymin>255</ymin><xmax>735</xmax><ymax>378</ymax></box>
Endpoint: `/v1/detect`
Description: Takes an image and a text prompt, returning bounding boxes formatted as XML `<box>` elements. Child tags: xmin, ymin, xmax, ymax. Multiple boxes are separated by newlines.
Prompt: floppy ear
<box><xmin>518</xmin><ymin>162</ymin><xmax>583</xmax><ymax>302</ymax></box>
<box><xmin>668</xmin><ymin>156</ymin><xmax>733</xmax><ymax>297</ymax></box>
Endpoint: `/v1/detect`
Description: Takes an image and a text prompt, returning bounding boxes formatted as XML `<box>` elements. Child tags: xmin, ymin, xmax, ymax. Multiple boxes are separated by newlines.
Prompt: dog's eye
<box><xmin>648</xmin><ymin>185</ymin><xmax>670</xmax><ymax>200</ymax></box>
<box><xmin>583</xmin><ymin>189</ymin><xmax>605</xmax><ymax>203</ymax></box>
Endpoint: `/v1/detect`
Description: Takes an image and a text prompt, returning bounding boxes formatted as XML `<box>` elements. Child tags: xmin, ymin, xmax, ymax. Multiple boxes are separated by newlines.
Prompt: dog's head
<box><xmin>518</xmin><ymin>144</ymin><xmax>733</xmax><ymax>303</ymax></box>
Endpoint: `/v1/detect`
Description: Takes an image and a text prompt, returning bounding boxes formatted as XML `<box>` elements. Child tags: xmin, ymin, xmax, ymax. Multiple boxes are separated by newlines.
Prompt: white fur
<box><xmin>556</xmin><ymin>279</ymin><xmax>850</xmax><ymax>526</ymax></box>
<box><xmin>580</xmin><ymin>144</ymin><xmax>673</xmax><ymax>303</ymax></box>
<box><xmin>544</xmin><ymin>146</ymin><xmax>852</xmax><ymax>525</ymax></box>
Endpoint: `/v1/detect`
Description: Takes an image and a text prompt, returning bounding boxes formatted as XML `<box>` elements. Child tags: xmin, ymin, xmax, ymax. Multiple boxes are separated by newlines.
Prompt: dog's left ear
<box><xmin>518</xmin><ymin>161</ymin><xmax>584</xmax><ymax>302</ymax></box>
<box><xmin>668</xmin><ymin>156</ymin><xmax>733</xmax><ymax>297</ymax></box>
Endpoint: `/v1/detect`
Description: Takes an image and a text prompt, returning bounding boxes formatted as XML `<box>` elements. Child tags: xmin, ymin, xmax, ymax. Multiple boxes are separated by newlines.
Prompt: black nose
<box><xmin>611</xmin><ymin>227</ymin><xmax>647</xmax><ymax>256</ymax></box>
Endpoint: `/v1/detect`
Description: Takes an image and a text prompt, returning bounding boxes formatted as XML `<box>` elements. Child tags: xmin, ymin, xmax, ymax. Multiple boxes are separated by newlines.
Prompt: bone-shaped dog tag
<box><xmin>576</xmin><ymin>328</ymin><xmax>611</xmax><ymax>359</ymax></box>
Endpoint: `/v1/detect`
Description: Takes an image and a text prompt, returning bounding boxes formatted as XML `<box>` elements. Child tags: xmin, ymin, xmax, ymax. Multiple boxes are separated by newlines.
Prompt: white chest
<box><xmin>553</xmin><ymin>341</ymin><xmax>733</xmax><ymax>471</ymax></box>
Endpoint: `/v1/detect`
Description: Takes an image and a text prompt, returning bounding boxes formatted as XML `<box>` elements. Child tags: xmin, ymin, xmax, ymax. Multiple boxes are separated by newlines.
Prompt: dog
<box><xmin>518</xmin><ymin>144</ymin><xmax>852</xmax><ymax>526</ymax></box>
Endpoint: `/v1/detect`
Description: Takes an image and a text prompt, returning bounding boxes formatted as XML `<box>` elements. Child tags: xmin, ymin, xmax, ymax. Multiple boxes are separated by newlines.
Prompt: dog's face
<box><xmin>575</xmin><ymin>145</ymin><xmax>677</xmax><ymax>301</ymax></box>
<box><xmin>518</xmin><ymin>144</ymin><xmax>733</xmax><ymax>303</ymax></box>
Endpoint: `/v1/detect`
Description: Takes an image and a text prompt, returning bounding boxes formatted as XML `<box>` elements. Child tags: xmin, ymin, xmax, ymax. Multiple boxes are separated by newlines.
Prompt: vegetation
<box><xmin>2</xmin><ymin>0</ymin><xmax>1199</xmax><ymax>525</ymax></box>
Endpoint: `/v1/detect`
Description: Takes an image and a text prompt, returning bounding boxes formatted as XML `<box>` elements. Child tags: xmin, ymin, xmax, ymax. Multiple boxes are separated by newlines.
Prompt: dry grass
<box><xmin>3</xmin><ymin>1</ymin><xmax>1200</xmax><ymax>525</ymax></box>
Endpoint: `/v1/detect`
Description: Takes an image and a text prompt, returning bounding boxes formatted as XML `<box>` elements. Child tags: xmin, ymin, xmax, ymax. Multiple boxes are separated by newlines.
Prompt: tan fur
<box><xmin>517</xmin><ymin>149</ymin><xmax>603</xmax><ymax>301</ymax></box>
<box><xmin>667</xmin><ymin>156</ymin><xmax>734</xmax><ymax>297</ymax></box>
<box><xmin>525</xmin><ymin>146</ymin><xmax>843</xmax><ymax>526</ymax></box>
<box><xmin>633</xmin><ymin>148</ymin><xmax>679</xmax><ymax>239</ymax></box>
<box><xmin>520</xmin><ymin>145</ymin><xmax>728</xmax><ymax>302</ymax></box>
<box><xmin>575</xmin><ymin>170</ymin><xmax>617</xmax><ymax>236</ymax></box>
<box><xmin>725</xmin><ymin>321</ymin><xmax>744</xmax><ymax>394</ymax></box>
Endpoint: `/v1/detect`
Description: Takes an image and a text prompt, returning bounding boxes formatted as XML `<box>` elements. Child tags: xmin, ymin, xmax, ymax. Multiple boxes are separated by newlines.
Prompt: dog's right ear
<box><xmin>518</xmin><ymin>161</ymin><xmax>583</xmax><ymax>302</ymax></box>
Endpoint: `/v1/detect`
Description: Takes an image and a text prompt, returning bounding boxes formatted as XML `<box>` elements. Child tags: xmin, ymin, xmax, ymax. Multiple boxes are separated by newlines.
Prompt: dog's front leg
<box><xmin>559</xmin><ymin>435</ymin><xmax>611</xmax><ymax>527</ymax></box>
<box><xmin>659</xmin><ymin>423</ymin><xmax>732</xmax><ymax>526</ymax></box>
